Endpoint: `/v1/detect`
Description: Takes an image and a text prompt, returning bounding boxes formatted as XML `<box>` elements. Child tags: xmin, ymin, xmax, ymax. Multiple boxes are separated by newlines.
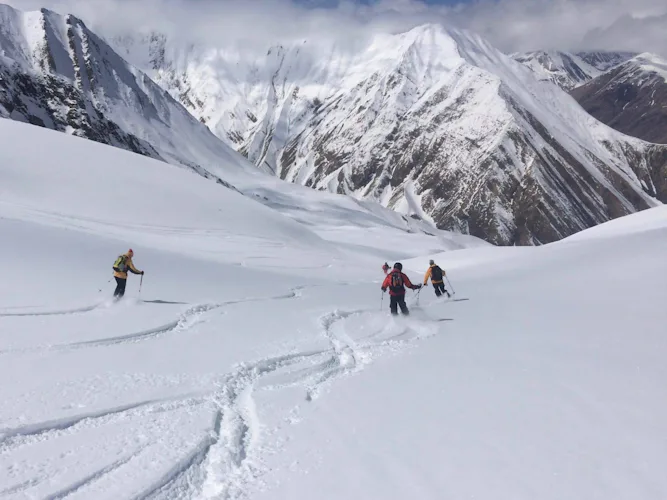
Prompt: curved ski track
<box><xmin>0</xmin><ymin>289</ymin><xmax>302</xmax><ymax>355</ymax></box>
<box><xmin>0</xmin><ymin>303</ymin><xmax>101</xmax><ymax>318</ymax></box>
<box><xmin>0</xmin><ymin>289</ymin><xmax>446</xmax><ymax>499</ymax></box>
<box><xmin>135</xmin><ymin>309</ymin><xmax>440</xmax><ymax>500</ymax></box>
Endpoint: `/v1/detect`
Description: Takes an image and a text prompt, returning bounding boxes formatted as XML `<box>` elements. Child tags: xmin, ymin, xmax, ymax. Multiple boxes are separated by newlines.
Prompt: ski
<box><xmin>141</xmin><ymin>300</ymin><xmax>188</xmax><ymax>305</ymax></box>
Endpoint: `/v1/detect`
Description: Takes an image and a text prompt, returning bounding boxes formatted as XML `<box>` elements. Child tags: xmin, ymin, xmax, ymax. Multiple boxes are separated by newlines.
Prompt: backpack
<box><xmin>390</xmin><ymin>272</ymin><xmax>404</xmax><ymax>293</ymax></box>
<box><xmin>113</xmin><ymin>255</ymin><xmax>128</xmax><ymax>272</ymax></box>
<box><xmin>431</xmin><ymin>265</ymin><xmax>443</xmax><ymax>281</ymax></box>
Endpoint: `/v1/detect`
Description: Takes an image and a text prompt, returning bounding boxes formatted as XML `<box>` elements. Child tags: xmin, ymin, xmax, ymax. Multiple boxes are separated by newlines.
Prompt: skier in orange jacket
<box><xmin>424</xmin><ymin>259</ymin><xmax>450</xmax><ymax>298</ymax></box>
<box><xmin>112</xmin><ymin>249</ymin><xmax>143</xmax><ymax>299</ymax></box>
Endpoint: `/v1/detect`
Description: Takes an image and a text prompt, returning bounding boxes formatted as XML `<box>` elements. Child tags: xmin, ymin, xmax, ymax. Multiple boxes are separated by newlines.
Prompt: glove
<box><xmin>381</xmin><ymin>287</ymin><xmax>387</xmax><ymax>293</ymax></box>
<box><xmin>141</xmin><ymin>271</ymin><xmax>145</xmax><ymax>275</ymax></box>
<box><xmin>415</xmin><ymin>284</ymin><xmax>422</xmax><ymax>289</ymax></box>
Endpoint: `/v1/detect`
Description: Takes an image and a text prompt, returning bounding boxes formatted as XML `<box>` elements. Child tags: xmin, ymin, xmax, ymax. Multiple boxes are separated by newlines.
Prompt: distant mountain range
<box><xmin>512</xmin><ymin>50</ymin><xmax>636</xmax><ymax>90</ymax></box>
<box><xmin>0</xmin><ymin>3</ymin><xmax>664</xmax><ymax>245</ymax></box>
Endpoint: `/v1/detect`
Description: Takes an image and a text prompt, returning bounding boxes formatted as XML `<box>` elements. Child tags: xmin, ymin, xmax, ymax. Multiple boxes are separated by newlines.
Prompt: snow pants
<box><xmin>390</xmin><ymin>294</ymin><xmax>409</xmax><ymax>315</ymax></box>
<box><xmin>114</xmin><ymin>277</ymin><xmax>127</xmax><ymax>298</ymax></box>
<box><xmin>432</xmin><ymin>282</ymin><xmax>446</xmax><ymax>297</ymax></box>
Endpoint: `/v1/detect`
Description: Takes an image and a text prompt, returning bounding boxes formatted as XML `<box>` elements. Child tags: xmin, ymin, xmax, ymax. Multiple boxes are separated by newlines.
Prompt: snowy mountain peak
<box><xmin>512</xmin><ymin>50</ymin><xmax>635</xmax><ymax>90</ymax></box>
<box><xmin>100</xmin><ymin>23</ymin><xmax>666</xmax><ymax>245</ymax></box>
<box><xmin>632</xmin><ymin>52</ymin><xmax>667</xmax><ymax>82</ymax></box>
<box><xmin>2</xmin><ymin>7</ymin><xmax>665</xmax><ymax>245</ymax></box>
<box><xmin>0</xmin><ymin>2</ymin><xmax>251</xmax><ymax>187</ymax></box>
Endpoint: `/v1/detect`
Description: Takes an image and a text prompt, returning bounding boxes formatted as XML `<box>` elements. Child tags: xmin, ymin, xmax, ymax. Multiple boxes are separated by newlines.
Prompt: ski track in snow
<box><xmin>0</xmin><ymin>395</ymin><xmax>209</xmax><ymax>450</ymax></box>
<box><xmin>48</xmin><ymin>447</ymin><xmax>149</xmax><ymax>500</ymax></box>
<box><xmin>0</xmin><ymin>303</ymin><xmax>101</xmax><ymax>317</ymax></box>
<box><xmin>0</xmin><ymin>288</ymin><xmax>449</xmax><ymax>500</ymax></box>
<box><xmin>0</xmin><ymin>289</ymin><xmax>303</xmax><ymax>355</ymax></box>
<box><xmin>144</xmin><ymin>307</ymin><xmax>441</xmax><ymax>500</ymax></box>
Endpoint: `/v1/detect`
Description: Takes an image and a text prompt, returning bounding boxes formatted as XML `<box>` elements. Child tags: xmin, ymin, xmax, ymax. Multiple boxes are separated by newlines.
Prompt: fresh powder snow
<box><xmin>1</xmin><ymin>110</ymin><xmax>666</xmax><ymax>500</ymax></box>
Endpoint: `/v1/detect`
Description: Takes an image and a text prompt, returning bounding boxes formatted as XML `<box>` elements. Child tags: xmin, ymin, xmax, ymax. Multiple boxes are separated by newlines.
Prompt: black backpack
<box><xmin>431</xmin><ymin>265</ymin><xmax>443</xmax><ymax>281</ymax></box>
<box><xmin>390</xmin><ymin>272</ymin><xmax>404</xmax><ymax>293</ymax></box>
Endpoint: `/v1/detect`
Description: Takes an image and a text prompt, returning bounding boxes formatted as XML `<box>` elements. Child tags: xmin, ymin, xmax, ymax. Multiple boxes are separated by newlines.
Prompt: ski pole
<box><xmin>380</xmin><ymin>289</ymin><xmax>384</xmax><ymax>311</ymax></box>
<box><xmin>446</xmin><ymin>276</ymin><xmax>456</xmax><ymax>295</ymax></box>
<box><xmin>98</xmin><ymin>278</ymin><xmax>111</xmax><ymax>293</ymax></box>
<box><xmin>416</xmin><ymin>287</ymin><xmax>421</xmax><ymax>306</ymax></box>
<box><xmin>139</xmin><ymin>274</ymin><xmax>143</xmax><ymax>296</ymax></box>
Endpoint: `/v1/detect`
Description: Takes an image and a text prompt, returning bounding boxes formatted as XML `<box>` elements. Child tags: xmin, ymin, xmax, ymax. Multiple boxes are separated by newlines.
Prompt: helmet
<box><xmin>393</xmin><ymin>262</ymin><xmax>403</xmax><ymax>270</ymax></box>
<box><xmin>429</xmin><ymin>259</ymin><xmax>434</xmax><ymax>265</ymax></box>
<box><xmin>128</xmin><ymin>248</ymin><xmax>134</xmax><ymax>256</ymax></box>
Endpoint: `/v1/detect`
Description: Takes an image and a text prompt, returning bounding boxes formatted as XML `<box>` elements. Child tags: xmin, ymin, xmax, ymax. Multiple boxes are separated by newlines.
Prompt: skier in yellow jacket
<box><xmin>423</xmin><ymin>259</ymin><xmax>450</xmax><ymax>298</ymax></box>
<box><xmin>112</xmin><ymin>249</ymin><xmax>143</xmax><ymax>299</ymax></box>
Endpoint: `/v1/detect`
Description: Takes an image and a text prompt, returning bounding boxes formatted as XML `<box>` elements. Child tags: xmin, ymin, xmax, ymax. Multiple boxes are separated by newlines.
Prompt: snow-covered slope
<box><xmin>512</xmin><ymin>50</ymin><xmax>635</xmax><ymax>90</ymax></box>
<box><xmin>114</xmin><ymin>25</ymin><xmax>664</xmax><ymax>245</ymax></box>
<box><xmin>0</xmin><ymin>4</ymin><xmax>469</xmax><ymax>243</ymax></box>
<box><xmin>257</xmin><ymin>205</ymin><xmax>667</xmax><ymax>500</ymax></box>
<box><xmin>2</xmin><ymin>117</ymin><xmax>666</xmax><ymax>499</ymax></box>
<box><xmin>0</xmin><ymin>4</ymin><xmax>247</xmax><ymax>183</ymax></box>
<box><xmin>571</xmin><ymin>53</ymin><xmax>667</xmax><ymax>147</ymax></box>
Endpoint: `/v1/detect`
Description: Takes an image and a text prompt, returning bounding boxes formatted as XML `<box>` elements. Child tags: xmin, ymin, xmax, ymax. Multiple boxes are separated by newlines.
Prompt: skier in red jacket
<box><xmin>381</xmin><ymin>262</ymin><xmax>422</xmax><ymax>315</ymax></box>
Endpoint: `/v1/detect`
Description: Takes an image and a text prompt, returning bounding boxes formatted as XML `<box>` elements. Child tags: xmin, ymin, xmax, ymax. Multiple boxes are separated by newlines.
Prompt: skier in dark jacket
<box><xmin>381</xmin><ymin>262</ymin><xmax>422</xmax><ymax>315</ymax></box>
<box><xmin>424</xmin><ymin>259</ymin><xmax>450</xmax><ymax>298</ymax></box>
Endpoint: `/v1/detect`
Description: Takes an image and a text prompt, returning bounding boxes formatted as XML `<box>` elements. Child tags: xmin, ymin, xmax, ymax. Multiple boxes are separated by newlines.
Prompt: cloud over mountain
<box><xmin>9</xmin><ymin>0</ymin><xmax>667</xmax><ymax>56</ymax></box>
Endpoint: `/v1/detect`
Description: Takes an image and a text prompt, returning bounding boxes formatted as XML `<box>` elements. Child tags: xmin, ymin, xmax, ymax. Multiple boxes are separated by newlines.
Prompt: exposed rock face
<box><xmin>2</xmin><ymin>5</ymin><xmax>662</xmax><ymax>245</ymax></box>
<box><xmin>0</xmin><ymin>4</ymin><xmax>244</xmax><ymax>187</ymax></box>
<box><xmin>571</xmin><ymin>54</ymin><xmax>667</xmax><ymax>145</ymax></box>
<box><xmin>113</xmin><ymin>26</ymin><xmax>663</xmax><ymax>245</ymax></box>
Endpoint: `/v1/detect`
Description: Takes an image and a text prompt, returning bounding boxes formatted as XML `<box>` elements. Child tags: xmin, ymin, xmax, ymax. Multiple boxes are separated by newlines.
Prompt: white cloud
<box><xmin>454</xmin><ymin>0</ymin><xmax>667</xmax><ymax>56</ymax></box>
<box><xmin>5</xmin><ymin>0</ymin><xmax>667</xmax><ymax>56</ymax></box>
